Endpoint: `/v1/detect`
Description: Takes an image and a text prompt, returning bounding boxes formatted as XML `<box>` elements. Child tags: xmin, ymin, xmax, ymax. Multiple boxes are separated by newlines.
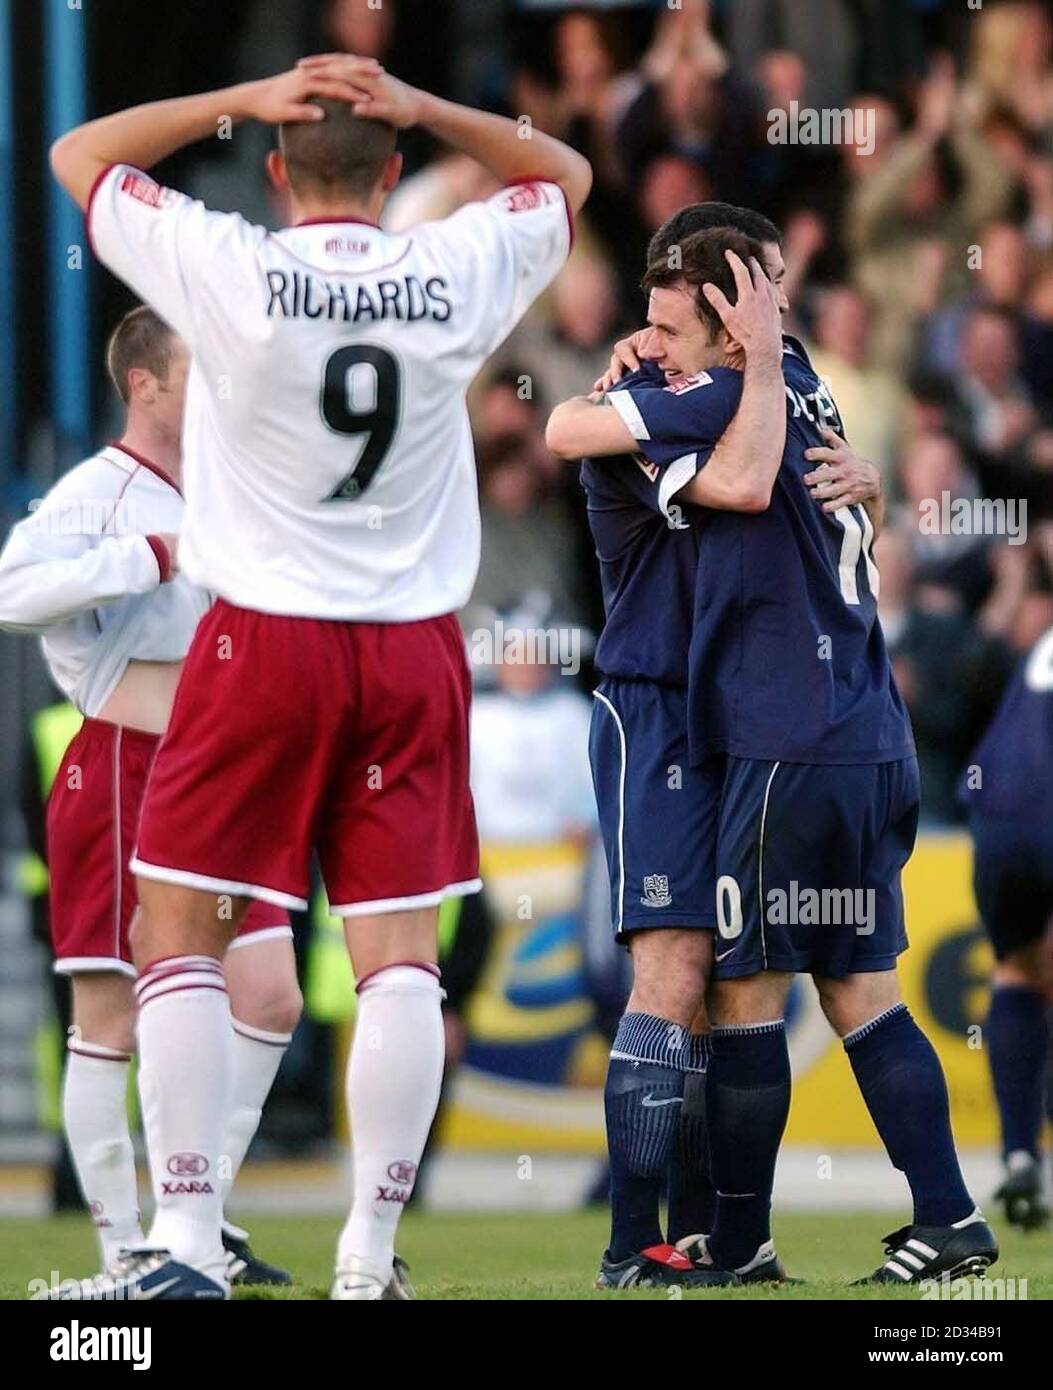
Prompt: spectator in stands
<box><xmin>469</xmin><ymin>605</ymin><xmax>596</xmax><ymax>846</ymax></box>
<box><xmin>469</xmin><ymin>434</ymin><xmax>591</xmax><ymax>632</ymax></box>
<box><xmin>723</xmin><ymin>0</ymin><xmax>861</xmax><ymax>112</ymax></box>
<box><xmin>957</xmin><ymin>305</ymin><xmax>1037</xmax><ymax>463</ymax></box>
<box><xmin>500</xmin><ymin>253</ymin><xmax>625</xmax><ymax>410</ymax></box>
<box><xmin>472</xmin><ymin>366</ymin><xmax>545</xmax><ymax>450</ymax></box>
<box><xmin>966</xmin><ymin>1</ymin><xmax>1053</xmax><ymax>141</ymax></box>
<box><xmin>808</xmin><ymin>284</ymin><xmax>904</xmax><ymax>476</ymax></box>
<box><xmin>895</xmin><ymin>431</ymin><xmax>990</xmax><ymax>609</ymax></box>
<box><xmin>325</xmin><ymin>0</ymin><xmax>395</xmax><ymax>61</ymax></box>
<box><xmin>616</xmin><ymin>2</ymin><xmax>762</xmax><ymax>214</ymax></box>
<box><xmin>921</xmin><ymin>220</ymin><xmax>1032</xmax><ymax>379</ymax></box>
<box><xmin>637</xmin><ymin>154</ymin><xmax>714</xmax><ymax>239</ymax></box>
<box><xmin>849</xmin><ymin>55</ymin><xmax>1018</xmax><ymax>371</ymax></box>
<box><xmin>877</xmin><ymin>528</ymin><xmax>1042</xmax><ymax>823</ymax></box>
<box><xmin>1022</xmin><ymin>262</ymin><xmax>1053</xmax><ymax>413</ymax></box>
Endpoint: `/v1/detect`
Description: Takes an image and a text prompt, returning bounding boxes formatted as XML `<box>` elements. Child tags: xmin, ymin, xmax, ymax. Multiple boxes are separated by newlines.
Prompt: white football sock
<box><xmin>63</xmin><ymin>1036</ymin><xmax>144</xmax><ymax>1268</ymax></box>
<box><xmin>135</xmin><ymin>956</ymin><xmax>232</xmax><ymax>1282</ymax></box>
<box><xmin>336</xmin><ymin>964</ymin><xmax>445</xmax><ymax>1280</ymax></box>
<box><xmin>220</xmin><ymin>1020</ymin><xmax>292</xmax><ymax>1208</ymax></box>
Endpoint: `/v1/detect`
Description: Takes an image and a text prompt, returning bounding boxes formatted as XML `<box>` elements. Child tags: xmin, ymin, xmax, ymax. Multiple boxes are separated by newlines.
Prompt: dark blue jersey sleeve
<box><xmin>609</xmin><ymin>368</ymin><xmax>743</xmax><ymax>452</ymax></box>
<box><xmin>607</xmin><ymin>367</ymin><xmax>744</xmax><ymax>507</ymax></box>
<box><xmin>587</xmin><ymin>448</ymin><xmax>702</xmax><ymax>521</ymax></box>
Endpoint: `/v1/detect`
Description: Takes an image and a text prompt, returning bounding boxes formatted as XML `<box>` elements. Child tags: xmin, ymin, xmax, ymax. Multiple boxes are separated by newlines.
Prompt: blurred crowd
<box><xmin>148</xmin><ymin>0</ymin><xmax>1053</xmax><ymax>827</ymax></box>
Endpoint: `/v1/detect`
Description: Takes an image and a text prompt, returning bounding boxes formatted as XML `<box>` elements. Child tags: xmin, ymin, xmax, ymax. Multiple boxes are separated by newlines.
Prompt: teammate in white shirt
<box><xmin>49</xmin><ymin>55</ymin><xmax>591</xmax><ymax>1299</ymax></box>
<box><xmin>0</xmin><ymin>308</ymin><xmax>303</xmax><ymax>1292</ymax></box>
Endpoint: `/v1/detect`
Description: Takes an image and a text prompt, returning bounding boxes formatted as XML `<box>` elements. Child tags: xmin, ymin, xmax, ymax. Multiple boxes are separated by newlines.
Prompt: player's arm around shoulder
<box><xmin>803</xmin><ymin>429</ymin><xmax>885</xmax><ymax>534</ymax></box>
<box><xmin>545</xmin><ymin>392</ymin><xmax>638</xmax><ymax>460</ymax></box>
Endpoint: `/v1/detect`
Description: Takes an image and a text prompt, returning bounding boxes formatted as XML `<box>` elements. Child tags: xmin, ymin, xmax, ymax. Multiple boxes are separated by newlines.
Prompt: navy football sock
<box><xmin>706</xmin><ymin>1021</ymin><xmax>791</xmax><ymax>1270</ymax></box>
<box><xmin>986</xmin><ymin>984</ymin><xmax>1050</xmax><ymax>1160</ymax></box>
<box><xmin>667</xmin><ymin>1034</ymin><xmax>716</xmax><ymax>1244</ymax></box>
<box><xmin>845</xmin><ymin>1003</ymin><xmax>973</xmax><ymax>1226</ymax></box>
<box><xmin>604</xmin><ymin>1011</ymin><xmax>687</xmax><ymax>1262</ymax></box>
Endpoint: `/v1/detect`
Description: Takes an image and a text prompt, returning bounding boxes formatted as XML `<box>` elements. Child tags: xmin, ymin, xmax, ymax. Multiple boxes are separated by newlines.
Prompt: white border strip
<box><xmin>129</xmin><ymin>857</ymin><xmax>307</xmax><ymax>910</ymax></box>
<box><xmin>331</xmin><ymin>877</ymin><xmax>483</xmax><ymax>919</ymax></box>
<box><xmin>227</xmin><ymin>924</ymin><xmax>294</xmax><ymax>952</ymax></box>
<box><xmin>54</xmin><ymin>956</ymin><xmax>137</xmax><ymax>979</ymax></box>
<box><xmin>591</xmin><ymin>690</ymin><xmax>627</xmax><ymax>936</ymax></box>
<box><xmin>112</xmin><ymin>727</ymin><xmax>123</xmax><ymax>961</ymax></box>
<box><xmin>757</xmin><ymin>761</ymin><xmax>781</xmax><ymax>972</ymax></box>
<box><xmin>607</xmin><ymin>388</ymin><xmax>650</xmax><ymax>440</ymax></box>
<box><xmin>657</xmin><ymin>453</ymin><xmax>699</xmax><ymax>519</ymax></box>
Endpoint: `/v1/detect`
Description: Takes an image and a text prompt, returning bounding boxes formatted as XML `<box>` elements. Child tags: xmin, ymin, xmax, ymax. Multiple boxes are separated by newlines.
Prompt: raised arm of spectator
<box><xmin>849</xmin><ymin>55</ymin><xmax>956</xmax><ymax>253</ymax></box>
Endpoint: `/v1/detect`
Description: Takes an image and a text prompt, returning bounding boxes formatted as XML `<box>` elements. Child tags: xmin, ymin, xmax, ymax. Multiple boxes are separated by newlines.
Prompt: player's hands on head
<box><xmin>242</xmin><ymin>62</ymin><xmax>380</xmax><ymax>124</ymax></box>
<box><xmin>297</xmin><ymin>54</ymin><xmax>424</xmax><ymax>129</ymax></box>
<box><xmin>803</xmin><ymin>431</ymin><xmax>882</xmax><ymax>512</ymax></box>
<box><xmin>702</xmin><ymin>251</ymin><xmax>782</xmax><ymax>370</ymax></box>
<box><xmin>593</xmin><ymin>329</ymin><xmax>658</xmax><ymax>392</ymax></box>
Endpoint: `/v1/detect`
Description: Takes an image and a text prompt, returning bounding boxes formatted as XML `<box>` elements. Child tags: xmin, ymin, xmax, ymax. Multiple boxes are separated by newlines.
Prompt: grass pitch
<box><xmin>2</xmin><ymin>1208</ymin><xmax>1051</xmax><ymax>1300</ymax></box>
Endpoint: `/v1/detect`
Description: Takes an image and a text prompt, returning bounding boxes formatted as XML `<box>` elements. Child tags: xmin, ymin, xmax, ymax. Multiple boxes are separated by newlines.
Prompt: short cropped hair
<box><xmin>642</xmin><ymin>227</ymin><xmax>767</xmax><ymax>339</ymax></box>
<box><xmin>648</xmin><ymin>201</ymin><xmax>781</xmax><ymax>267</ymax></box>
<box><xmin>105</xmin><ymin>306</ymin><xmax>176</xmax><ymax>404</ymax></box>
<box><xmin>279</xmin><ymin>98</ymin><xmax>397</xmax><ymax>199</ymax></box>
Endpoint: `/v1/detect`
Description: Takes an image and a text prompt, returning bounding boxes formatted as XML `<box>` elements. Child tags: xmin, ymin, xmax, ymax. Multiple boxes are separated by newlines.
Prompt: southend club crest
<box><xmin>641</xmin><ymin>874</ymin><xmax>672</xmax><ymax>908</ymax></box>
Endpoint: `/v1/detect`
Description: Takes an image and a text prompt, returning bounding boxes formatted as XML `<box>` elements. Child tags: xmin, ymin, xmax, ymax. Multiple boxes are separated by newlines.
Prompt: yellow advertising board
<box><xmin>441</xmin><ymin>833</ymin><xmax>1000</xmax><ymax>1152</ymax></box>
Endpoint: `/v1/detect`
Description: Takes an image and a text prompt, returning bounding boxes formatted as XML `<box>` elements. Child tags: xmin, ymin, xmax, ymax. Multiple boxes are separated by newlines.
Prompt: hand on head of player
<box><xmin>593</xmin><ymin>328</ymin><xmax>660</xmax><ymax>393</ymax></box>
<box><xmin>240</xmin><ymin>60</ymin><xmax>383</xmax><ymax>125</ymax></box>
<box><xmin>701</xmin><ymin>250</ymin><xmax>783</xmax><ymax>371</ymax></box>
<box><xmin>297</xmin><ymin>54</ymin><xmax>425</xmax><ymax>129</ymax></box>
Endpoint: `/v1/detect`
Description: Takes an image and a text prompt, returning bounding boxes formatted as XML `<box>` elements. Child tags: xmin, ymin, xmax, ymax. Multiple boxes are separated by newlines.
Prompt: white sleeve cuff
<box><xmin>658</xmin><ymin>453</ymin><xmax>700</xmax><ymax>518</ymax></box>
<box><xmin>608</xmin><ymin>389</ymin><xmax>650</xmax><ymax>441</ymax></box>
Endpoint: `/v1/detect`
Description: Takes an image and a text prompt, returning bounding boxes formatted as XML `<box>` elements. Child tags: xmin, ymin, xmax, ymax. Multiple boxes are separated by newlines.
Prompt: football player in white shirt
<box><xmin>0</xmin><ymin>308</ymin><xmax>302</xmax><ymax>1294</ymax></box>
<box><xmin>49</xmin><ymin>55</ymin><xmax>591</xmax><ymax>1299</ymax></box>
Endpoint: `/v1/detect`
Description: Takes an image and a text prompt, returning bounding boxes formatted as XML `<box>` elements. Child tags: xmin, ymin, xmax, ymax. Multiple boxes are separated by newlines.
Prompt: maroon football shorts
<box><xmin>132</xmin><ymin>602</ymin><xmax>481</xmax><ymax>916</ymax></box>
<box><xmin>47</xmin><ymin>717</ymin><xmax>290</xmax><ymax>977</ymax></box>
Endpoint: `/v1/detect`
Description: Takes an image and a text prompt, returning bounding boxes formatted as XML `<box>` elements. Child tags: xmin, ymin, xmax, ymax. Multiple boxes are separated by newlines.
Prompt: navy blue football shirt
<box><xmin>959</xmin><ymin>625</ymin><xmax>1053</xmax><ymax>823</ymax></box>
<box><xmin>580</xmin><ymin>363</ymin><xmax>704</xmax><ymax>687</ymax></box>
<box><xmin>610</xmin><ymin>337</ymin><xmax>916</xmax><ymax>766</ymax></box>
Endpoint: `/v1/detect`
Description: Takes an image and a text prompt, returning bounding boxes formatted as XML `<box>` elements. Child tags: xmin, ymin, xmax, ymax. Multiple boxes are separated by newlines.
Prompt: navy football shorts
<box><xmin>970</xmin><ymin>813</ymin><xmax>1053</xmax><ymax>961</ymax></box>
<box><xmin>589</xmin><ymin>678</ymin><xmax>722</xmax><ymax>942</ymax></box>
<box><xmin>711</xmin><ymin>755</ymin><xmax>920</xmax><ymax>980</ymax></box>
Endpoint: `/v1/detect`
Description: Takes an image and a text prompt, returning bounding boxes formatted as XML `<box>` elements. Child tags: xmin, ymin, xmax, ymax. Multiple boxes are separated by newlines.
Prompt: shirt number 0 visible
<box><xmin>319</xmin><ymin>344</ymin><xmax>401</xmax><ymax>500</ymax></box>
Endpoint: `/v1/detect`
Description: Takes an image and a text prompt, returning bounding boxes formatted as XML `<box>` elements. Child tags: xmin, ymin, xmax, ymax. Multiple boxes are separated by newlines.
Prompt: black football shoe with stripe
<box><xmin>222</xmin><ymin>1222</ymin><xmax>292</xmax><ymax>1287</ymax></box>
<box><xmin>596</xmin><ymin>1242</ymin><xmax>740</xmax><ymax>1290</ymax></box>
<box><xmin>677</xmin><ymin>1234</ymin><xmax>802</xmax><ymax>1285</ymax></box>
<box><xmin>855</xmin><ymin>1210</ymin><xmax>998</xmax><ymax>1285</ymax></box>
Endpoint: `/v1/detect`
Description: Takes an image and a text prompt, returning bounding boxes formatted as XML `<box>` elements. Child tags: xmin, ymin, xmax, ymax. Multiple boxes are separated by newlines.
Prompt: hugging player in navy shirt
<box><xmin>551</xmin><ymin>226</ymin><xmax>988</xmax><ymax>1286</ymax></box>
<box><xmin>608</xmin><ymin>335</ymin><xmax>915</xmax><ymax>769</ymax></box>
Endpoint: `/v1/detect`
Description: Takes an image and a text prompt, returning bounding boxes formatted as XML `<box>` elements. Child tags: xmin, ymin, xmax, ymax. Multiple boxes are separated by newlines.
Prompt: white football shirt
<box><xmin>88</xmin><ymin>166</ymin><xmax>572</xmax><ymax>620</ymax></box>
<box><xmin>0</xmin><ymin>444</ymin><xmax>209</xmax><ymax>715</ymax></box>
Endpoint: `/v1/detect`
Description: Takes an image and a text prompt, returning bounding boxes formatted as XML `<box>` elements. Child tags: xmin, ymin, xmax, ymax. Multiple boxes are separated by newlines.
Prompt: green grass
<box><xmin>3</xmin><ymin>1209</ymin><xmax>1050</xmax><ymax>1300</ymax></box>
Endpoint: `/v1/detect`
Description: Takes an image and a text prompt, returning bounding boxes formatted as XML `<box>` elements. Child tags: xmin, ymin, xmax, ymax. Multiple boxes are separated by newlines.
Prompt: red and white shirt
<box><xmin>87</xmin><ymin>166</ymin><xmax>572</xmax><ymax>621</ymax></box>
<box><xmin>0</xmin><ymin>445</ymin><xmax>208</xmax><ymax>715</ymax></box>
